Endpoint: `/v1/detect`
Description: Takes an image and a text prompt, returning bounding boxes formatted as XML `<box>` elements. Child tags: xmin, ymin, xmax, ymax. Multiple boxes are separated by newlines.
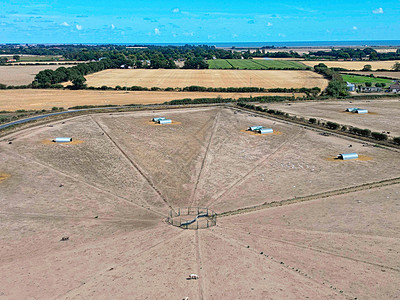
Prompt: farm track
<box><xmin>90</xmin><ymin>116</ymin><xmax>174</xmax><ymax>212</ymax></box>
<box><xmin>2</xmin><ymin>149</ymin><xmax>166</xmax><ymax>218</ymax></box>
<box><xmin>219</xmin><ymin>224</ymin><xmax>400</xmax><ymax>273</ymax></box>
<box><xmin>195</xmin><ymin>231</ymin><xmax>206</xmax><ymax>300</ymax></box>
<box><xmin>58</xmin><ymin>229</ymin><xmax>185</xmax><ymax>299</ymax></box>
<box><xmin>206</xmin><ymin>130</ymin><xmax>303</xmax><ymax>208</ymax></box>
<box><xmin>207</xmin><ymin>228</ymin><xmax>348</xmax><ymax>299</ymax></box>
<box><xmin>189</xmin><ymin>110</ymin><xmax>221</xmax><ymax>207</ymax></box>
<box><xmin>219</xmin><ymin>176</ymin><xmax>400</xmax><ymax>218</ymax></box>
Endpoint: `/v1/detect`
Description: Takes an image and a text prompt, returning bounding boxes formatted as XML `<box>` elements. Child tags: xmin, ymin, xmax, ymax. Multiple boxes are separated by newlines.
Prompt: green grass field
<box><xmin>3</xmin><ymin>55</ymin><xmax>63</xmax><ymax>62</ymax></box>
<box><xmin>207</xmin><ymin>59</ymin><xmax>307</xmax><ymax>70</ymax></box>
<box><xmin>341</xmin><ymin>74</ymin><xmax>394</xmax><ymax>86</ymax></box>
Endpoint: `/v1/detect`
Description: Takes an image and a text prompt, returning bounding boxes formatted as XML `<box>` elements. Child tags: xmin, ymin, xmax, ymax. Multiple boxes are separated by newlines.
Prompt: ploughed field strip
<box><xmin>1</xmin><ymin>106</ymin><xmax>400</xmax><ymax>299</ymax></box>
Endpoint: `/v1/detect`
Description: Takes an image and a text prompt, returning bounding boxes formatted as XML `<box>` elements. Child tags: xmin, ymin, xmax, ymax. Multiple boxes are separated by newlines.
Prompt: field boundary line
<box><xmin>219</xmin><ymin>177</ymin><xmax>400</xmax><ymax>218</ymax></box>
<box><xmin>57</xmin><ymin>229</ymin><xmax>185</xmax><ymax>299</ymax></box>
<box><xmin>232</xmin><ymin>106</ymin><xmax>400</xmax><ymax>152</ymax></box>
<box><xmin>206</xmin><ymin>130</ymin><xmax>303</xmax><ymax>208</ymax></box>
<box><xmin>207</xmin><ymin>228</ymin><xmax>347</xmax><ymax>298</ymax></box>
<box><xmin>189</xmin><ymin>110</ymin><xmax>221</xmax><ymax>207</ymax></box>
<box><xmin>3</xmin><ymin>149</ymin><xmax>166</xmax><ymax>218</ymax></box>
<box><xmin>90</xmin><ymin>116</ymin><xmax>175</xmax><ymax>212</ymax></box>
<box><xmin>219</xmin><ymin>224</ymin><xmax>400</xmax><ymax>273</ymax></box>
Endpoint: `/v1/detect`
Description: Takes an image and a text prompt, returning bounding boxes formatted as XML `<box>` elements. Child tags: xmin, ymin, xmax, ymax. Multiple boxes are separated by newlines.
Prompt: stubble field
<box><xmin>266</xmin><ymin>99</ymin><xmax>400</xmax><ymax>137</ymax></box>
<box><xmin>0</xmin><ymin>65</ymin><xmax>68</xmax><ymax>86</ymax></box>
<box><xmin>84</xmin><ymin>69</ymin><xmax>328</xmax><ymax>89</ymax></box>
<box><xmin>0</xmin><ymin>107</ymin><xmax>399</xmax><ymax>299</ymax></box>
<box><xmin>0</xmin><ymin>89</ymin><xmax>304</xmax><ymax>111</ymax></box>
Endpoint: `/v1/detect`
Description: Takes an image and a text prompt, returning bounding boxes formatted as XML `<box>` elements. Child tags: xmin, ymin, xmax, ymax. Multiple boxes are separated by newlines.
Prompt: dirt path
<box><xmin>3</xmin><ymin>148</ymin><xmax>166</xmax><ymax>218</ymax></box>
<box><xmin>206</xmin><ymin>130</ymin><xmax>303</xmax><ymax>208</ymax></box>
<box><xmin>189</xmin><ymin>110</ymin><xmax>221</xmax><ymax>207</ymax></box>
<box><xmin>219</xmin><ymin>176</ymin><xmax>400</xmax><ymax>218</ymax></box>
<box><xmin>208</xmin><ymin>228</ymin><xmax>347</xmax><ymax>299</ymax></box>
<box><xmin>90</xmin><ymin>116</ymin><xmax>174</xmax><ymax>212</ymax></box>
<box><xmin>195</xmin><ymin>231</ymin><xmax>206</xmax><ymax>300</ymax></box>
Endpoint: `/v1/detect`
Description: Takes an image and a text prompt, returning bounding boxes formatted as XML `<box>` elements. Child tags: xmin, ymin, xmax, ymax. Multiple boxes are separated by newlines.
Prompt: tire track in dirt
<box><xmin>57</xmin><ymin>229</ymin><xmax>185</xmax><ymax>299</ymax></box>
<box><xmin>206</xmin><ymin>130</ymin><xmax>303</xmax><ymax>208</ymax></box>
<box><xmin>189</xmin><ymin>110</ymin><xmax>221</xmax><ymax>207</ymax></box>
<box><xmin>90</xmin><ymin>116</ymin><xmax>174</xmax><ymax>212</ymax></box>
<box><xmin>194</xmin><ymin>230</ymin><xmax>206</xmax><ymax>300</ymax></box>
<box><xmin>208</xmin><ymin>228</ymin><xmax>348</xmax><ymax>299</ymax></box>
<box><xmin>3</xmin><ymin>149</ymin><xmax>166</xmax><ymax>218</ymax></box>
<box><xmin>218</xmin><ymin>177</ymin><xmax>400</xmax><ymax>218</ymax></box>
<box><xmin>219</xmin><ymin>224</ymin><xmax>400</xmax><ymax>273</ymax></box>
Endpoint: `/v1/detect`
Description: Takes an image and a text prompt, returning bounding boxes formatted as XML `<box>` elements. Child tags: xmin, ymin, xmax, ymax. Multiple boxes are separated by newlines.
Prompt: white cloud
<box><xmin>278</xmin><ymin>33</ymin><xmax>286</xmax><ymax>37</ymax></box>
<box><xmin>267</xmin><ymin>22</ymin><xmax>273</xmax><ymax>27</ymax></box>
<box><xmin>111</xmin><ymin>24</ymin><xmax>115</xmax><ymax>30</ymax></box>
<box><xmin>60</xmin><ymin>22</ymin><xmax>70</xmax><ymax>27</ymax></box>
<box><xmin>76</xmin><ymin>24</ymin><xmax>82</xmax><ymax>30</ymax></box>
<box><xmin>154</xmin><ymin>28</ymin><xmax>160</xmax><ymax>35</ymax></box>
<box><xmin>172</xmin><ymin>8</ymin><xmax>180</xmax><ymax>13</ymax></box>
<box><xmin>372</xmin><ymin>8</ymin><xmax>383</xmax><ymax>14</ymax></box>
<box><xmin>353</xmin><ymin>26</ymin><xmax>358</xmax><ymax>30</ymax></box>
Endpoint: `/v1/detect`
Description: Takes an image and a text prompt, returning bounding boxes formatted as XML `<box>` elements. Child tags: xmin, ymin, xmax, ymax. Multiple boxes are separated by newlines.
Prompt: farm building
<box><xmin>152</xmin><ymin>117</ymin><xmax>166</xmax><ymax>122</ymax></box>
<box><xmin>248</xmin><ymin>126</ymin><xmax>263</xmax><ymax>131</ymax></box>
<box><xmin>338</xmin><ymin>153</ymin><xmax>359</xmax><ymax>160</ymax></box>
<box><xmin>346</xmin><ymin>82</ymin><xmax>356</xmax><ymax>92</ymax></box>
<box><xmin>389</xmin><ymin>83</ymin><xmax>400</xmax><ymax>93</ymax></box>
<box><xmin>159</xmin><ymin>119</ymin><xmax>172</xmax><ymax>124</ymax></box>
<box><xmin>53</xmin><ymin>137</ymin><xmax>72</xmax><ymax>143</ymax></box>
<box><xmin>355</xmin><ymin>109</ymin><xmax>368</xmax><ymax>114</ymax></box>
<box><xmin>346</xmin><ymin>108</ymin><xmax>359</xmax><ymax>112</ymax></box>
<box><xmin>258</xmin><ymin>128</ymin><xmax>274</xmax><ymax>134</ymax></box>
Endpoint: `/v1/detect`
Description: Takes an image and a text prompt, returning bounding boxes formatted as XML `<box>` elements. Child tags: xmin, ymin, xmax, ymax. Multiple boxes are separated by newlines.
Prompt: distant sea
<box><xmin>115</xmin><ymin>40</ymin><xmax>400</xmax><ymax>47</ymax></box>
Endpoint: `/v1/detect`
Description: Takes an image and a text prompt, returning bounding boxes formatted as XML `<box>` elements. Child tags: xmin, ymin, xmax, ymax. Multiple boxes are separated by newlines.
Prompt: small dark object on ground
<box><xmin>260</xmin><ymin>252</ymin><xmax>263</xmax><ymax>255</ymax></box>
<box><xmin>8</xmin><ymin>141</ymin><xmax>12</xmax><ymax>144</ymax></box>
<box><xmin>349</xmin><ymin>144</ymin><xmax>352</xmax><ymax>147</ymax></box>
<box><xmin>59</xmin><ymin>184</ymin><xmax>64</xmax><ymax>187</ymax></box>
<box><xmin>60</xmin><ymin>237</ymin><xmax>69</xmax><ymax>241</ymax></box>
<box><xmin>94</xmin><ymin>216</ymin><xmax>98</xmax><ymax>219</ymax></box>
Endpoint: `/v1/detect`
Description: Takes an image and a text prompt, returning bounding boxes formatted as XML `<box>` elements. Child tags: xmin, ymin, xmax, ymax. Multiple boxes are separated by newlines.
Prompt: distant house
<box><xmin>359</xmin><ymin>86</ymin><xmax>382</xmax><ymax>93</ymax></box>
<box><xmin>346</xmin><ymin>82</ymin><xmax>356</xmax><ymax>92</ymax></box>
<box><xmin>389</xmin><ymin>83</ymin><xmax>400</xmax><ymax>93</ymax></box>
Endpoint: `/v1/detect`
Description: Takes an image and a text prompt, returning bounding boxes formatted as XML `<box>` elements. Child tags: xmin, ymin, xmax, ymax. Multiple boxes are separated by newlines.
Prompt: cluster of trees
<box><xmin>314</xmin><ymin>63</ymin><xmax>349</xmax><ymax>97</ymax></box>
<box><xmin>32</xmin><ymin>57</ymin><xmax>131</xmax><ymax>88</ymax></box>
<box><xmin>308</xmin><ymin>47</ymin><xmax>400</xmax><ymax>60</ymax></box>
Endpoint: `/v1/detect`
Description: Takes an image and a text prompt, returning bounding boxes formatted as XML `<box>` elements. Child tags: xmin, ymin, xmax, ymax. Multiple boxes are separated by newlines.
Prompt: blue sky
<box><xmin>0</xmin><ymin>0</ymin><xmax>399</xmax><ymax>43</ymax></box>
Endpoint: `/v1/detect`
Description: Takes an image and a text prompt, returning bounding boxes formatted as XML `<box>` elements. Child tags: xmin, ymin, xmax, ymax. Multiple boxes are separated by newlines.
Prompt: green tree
<box><xmin>362</xmin><ymin>64</ymin><xmax>372</xmax><ymax>71</ymax></box>
<box><xmin>392</xmin><ymin>62</ymin><xmax>400</xmax><ymax>71</ymax></box>
<box><xmin>71</xmin><ymin>76</ymin><xmax>87</xmax><ymax>89</ymax></box>
<box><xmin>13</xmin><ymin>55</ymin><xmax>20</xmax><ymax>61</ymax></box>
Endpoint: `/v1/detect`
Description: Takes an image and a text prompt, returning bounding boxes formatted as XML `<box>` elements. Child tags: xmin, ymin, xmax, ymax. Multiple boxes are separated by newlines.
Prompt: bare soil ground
<box><xmin>84</xmin><ymin>69</ymin><xmax>328</xmax><ymax>89</ymax></box>
<box><xmin>0</xmin><ymin>89</ymin><xmax>303</xmax><ymax>111</ymax></box>
<box><xmin>0</xmin><ymin>106</ymin><xmax>399</xmax><ymax>299</ymax></box>
<box><xmin>300</xmin><ymin>60</ymin><xmax>400</xmax><ymax>70</ymax></box>
<box><xmin>0</xmin><ymin>65</ymin><xmax>70</xmax><ymax>86</ymax></box>
<box><xmin>266</xmin><ymin>99</ymin><xmax>400</xmax><ymax>136</ymax></box>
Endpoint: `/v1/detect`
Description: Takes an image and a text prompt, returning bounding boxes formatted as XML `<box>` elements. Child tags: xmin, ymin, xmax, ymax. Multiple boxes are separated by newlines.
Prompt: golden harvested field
<box><xmin>341</xmin><ymin>71</ymin><xmax>400</xmax><ymax>79</ymax></box>
<box><xmin>301</xmin><ymin>60</ymin><xmax>400</xmax><ymax>70</ymax></box>
<box><xmin>0</xmin><ymin>89</ymin><xmax>303</xmax><ymax>111</ymax></box>
<box><xmin>0</xmin><ymin>65</ymin><xmax>69</xmax><ymax>86</ymax></box>
<box><xmin>84</xmin><ymin>69</ymin><xmax>328</xmax><ymax>89</ymax></box>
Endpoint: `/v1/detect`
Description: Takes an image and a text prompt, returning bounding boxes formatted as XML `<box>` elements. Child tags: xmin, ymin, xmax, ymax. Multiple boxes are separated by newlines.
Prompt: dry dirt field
<box><xmin>341</xmin><ymin>71</ymin><xmax>400</xmax><ymax>79</ymax></box>
<box><xmin>300</xmin><ymin>60</ymin><xmax>400</xmax><ymax>70</ymax></box>
<box><xmin>84</xmin><ymin>69</ymin><xmax>328</xmax><ymax>90</ymax></box>
<box><xmin>0</xmin><ymin>107</ymin><xmax>399</xmax><ymax>299</ymax></box>
<box><xmin>0</xmin><ymin>89</ymin><xmax>303</xmax><ymax>111</ymax></box>
<box><xmin>0</xmin><ymin>65</ymin><xmax>71</xmax><ymax>86</ymax></box>
<box><xmin>266</xmin><ymin>99</ymin><xmax>400</xmax><ymax>137</ymax></box>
